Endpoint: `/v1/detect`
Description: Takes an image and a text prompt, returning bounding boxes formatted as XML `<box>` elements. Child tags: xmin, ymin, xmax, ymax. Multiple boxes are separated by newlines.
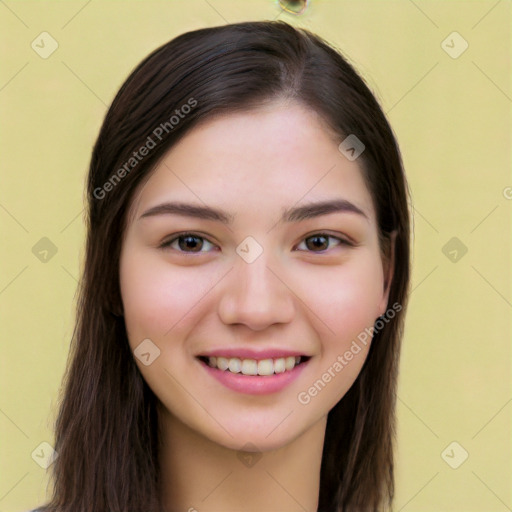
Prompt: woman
<box><xmin>32</xmin><ymin>20</ymin><xmax>411</xmax><ymax>512</ymax></box>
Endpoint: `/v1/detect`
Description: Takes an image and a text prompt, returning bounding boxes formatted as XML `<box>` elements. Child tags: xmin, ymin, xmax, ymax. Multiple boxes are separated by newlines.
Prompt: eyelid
<box><xmin>296</xmin><ymin>233</ymin><xmax>353</xmax><ymax>251</ymax></box>
<box><xmin>158</xmin><ymin>231</ymin><xmax>217</xmax><ymax>253</ymax></box>
<box><xmin>158</xmin><ymin>231</ymin><xmax>354</xmax><ymax>254</ymax></box>
<box><xmin>299</xmin><ymin>230</ymin><xmax>355</xmax><ymax>247</ymax></box>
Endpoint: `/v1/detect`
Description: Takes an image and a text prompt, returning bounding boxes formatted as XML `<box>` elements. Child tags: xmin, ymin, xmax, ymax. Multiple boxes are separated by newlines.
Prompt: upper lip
<box><xmin>197</xmin><ymin>348</ymin><xmax>310</xmax><ymax>360</ymax></box>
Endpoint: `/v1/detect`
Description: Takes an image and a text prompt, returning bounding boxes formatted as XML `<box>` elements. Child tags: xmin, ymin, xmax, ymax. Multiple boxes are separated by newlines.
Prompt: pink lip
<box><xmin>198</xmin><ymin>348</ymin><xmax>308</xmax><ymax>359</ymax></box>
<box><xmin>197</xmin><ymin>358</ymin><xmax>310</xmax><ymax>395</ymax></box>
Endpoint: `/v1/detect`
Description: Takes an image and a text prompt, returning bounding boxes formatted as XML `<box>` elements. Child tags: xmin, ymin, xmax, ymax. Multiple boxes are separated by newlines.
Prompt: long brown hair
<box><xmin>37</xmin><ymin>20</ymin><xmax>410</xmax><ymax>512</ymax></box>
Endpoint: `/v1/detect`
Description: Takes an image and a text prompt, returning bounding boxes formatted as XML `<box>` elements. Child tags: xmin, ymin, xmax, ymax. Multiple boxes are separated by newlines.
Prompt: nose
<box><xmin>217</xmin><ymin>251</ymin><xmax>295</xmax><ymax>331</ymax></box>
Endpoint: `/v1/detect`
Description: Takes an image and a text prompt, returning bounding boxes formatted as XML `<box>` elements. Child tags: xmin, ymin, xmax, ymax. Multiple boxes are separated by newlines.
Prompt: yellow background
<box><xmin>1</xmin><ymin>1</ymin><xmax>510</xmax><ymax>511</ymax></box>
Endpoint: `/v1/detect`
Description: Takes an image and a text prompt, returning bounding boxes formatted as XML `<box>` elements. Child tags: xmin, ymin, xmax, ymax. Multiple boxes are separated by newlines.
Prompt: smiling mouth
<box><xmin>197</xmin><ymin>355</ymin><xmax>311</xmax><ymax>376</ymax></box>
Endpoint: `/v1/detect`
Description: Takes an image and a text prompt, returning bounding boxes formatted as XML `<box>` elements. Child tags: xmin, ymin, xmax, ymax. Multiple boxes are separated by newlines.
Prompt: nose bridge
<box><xmin>217</xmin><ymin>243</ymin><xmax>294</xmax><ymax>329</ymax></box>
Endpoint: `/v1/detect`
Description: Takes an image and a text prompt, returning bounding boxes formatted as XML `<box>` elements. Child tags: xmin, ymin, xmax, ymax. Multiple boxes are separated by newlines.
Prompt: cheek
<box><xmin>306</xmin><ymin>252</ymin><xmax>385</xmax><ymax>341</ymax></box>
<box><xmin>120</xmin><ymin>246</ymin><xmax>385</xmax><ymax>347</ymax></box>
<box><xmin>119</xmin><ymin>250</ymin><xmax>208</xmax><ymax>345</ymax></box>
<box><xmin>294</xmin><ymin>255</ymin><xmax>384</xmax><ymax>410</ymax></box>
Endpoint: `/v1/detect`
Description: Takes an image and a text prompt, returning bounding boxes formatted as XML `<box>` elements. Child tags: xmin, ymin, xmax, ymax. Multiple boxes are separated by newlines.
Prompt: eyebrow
<box><xmin>138</xmin><ymin>198</ymin><xmax>369</xmax><ymax>224</ymax></box>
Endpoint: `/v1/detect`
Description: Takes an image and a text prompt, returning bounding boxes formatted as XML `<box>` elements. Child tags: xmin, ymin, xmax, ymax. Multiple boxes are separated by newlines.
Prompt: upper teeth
<box><xmin>207</xmin><ymin>356</ymin><xmax>301</xmax><ymax>376</ymax></box>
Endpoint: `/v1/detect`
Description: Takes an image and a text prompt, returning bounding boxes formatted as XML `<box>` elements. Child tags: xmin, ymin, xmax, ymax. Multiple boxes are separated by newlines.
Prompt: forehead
<box><xmin>126</xmin><ymin>101</ymin><xmax>376</xmax><ymax>227</ymax></box>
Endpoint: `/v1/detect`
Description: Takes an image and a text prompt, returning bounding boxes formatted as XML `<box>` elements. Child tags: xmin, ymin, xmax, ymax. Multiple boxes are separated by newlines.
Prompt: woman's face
<box><xmin>119</xmin><ymin>100</ymin><xmax>392</xmax><ymax>452</ymax></box>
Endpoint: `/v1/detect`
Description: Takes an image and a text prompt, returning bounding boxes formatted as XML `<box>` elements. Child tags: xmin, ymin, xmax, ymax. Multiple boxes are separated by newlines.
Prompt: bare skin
<box><xmin>119</xmin><ymin>99</ymin><xmax>393</xmax><ymax>512</ymax></box>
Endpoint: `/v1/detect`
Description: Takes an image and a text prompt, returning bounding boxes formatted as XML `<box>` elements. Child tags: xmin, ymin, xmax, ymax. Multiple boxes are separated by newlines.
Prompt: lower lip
<box><xmin>198</xmin><ymin>358</ymin><xmax>309</xmax><ymax>395</ymax></box>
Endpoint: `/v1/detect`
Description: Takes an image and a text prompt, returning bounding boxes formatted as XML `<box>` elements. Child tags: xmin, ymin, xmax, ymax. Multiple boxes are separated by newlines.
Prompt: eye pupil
<box><xmin>179</xmin><ymin>235</ymin><xmax>202</xmax><ymax>252</ymax></box>
<box><xmin>307</xmin><ymin>235</ymin><xmax>328</xmax><ymax>251</ymax></box>
<box><xmin>165</xmin><ymin>232</ymin><xmax>343</xmax><ymax>254</ymax></box>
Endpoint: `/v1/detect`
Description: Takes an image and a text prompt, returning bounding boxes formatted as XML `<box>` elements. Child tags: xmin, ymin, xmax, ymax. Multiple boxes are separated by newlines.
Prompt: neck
<box><xmin>158</xmin><ymin>406</ymin><xmax>326</xmax><ymax>512</ymax></box>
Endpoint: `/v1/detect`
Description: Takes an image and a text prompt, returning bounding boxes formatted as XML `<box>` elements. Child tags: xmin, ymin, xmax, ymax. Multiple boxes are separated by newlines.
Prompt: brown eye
<box><xmin>159</xmin><ymin>233</ymin><xmax>215</xmax><ymax>253</ymax></box>
<box><xmin>305</xmin><ymin>235</ymin><xmax>329</xmax><ymax>251</ymax></box>
<box><xmin>297</xmin><ymin>233</ymin><xmax>350</xmax><ymax>253</ymax></box>
<box><xmin>159</xmin><ymin>232</ymin><xmax>351</xmax><ymax>255</ymax></box>
<box><xmin>178</xmin><ymin>234</ymin><xmax>203</xmax><ymax>252</ymax></box>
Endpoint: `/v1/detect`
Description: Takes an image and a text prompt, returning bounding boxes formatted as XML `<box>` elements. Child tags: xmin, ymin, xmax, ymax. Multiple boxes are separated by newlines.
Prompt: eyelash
<box><xmin>158</xmin><ymin>231</ymin><xmax>353</xmax><ymax>254</ymax></box>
